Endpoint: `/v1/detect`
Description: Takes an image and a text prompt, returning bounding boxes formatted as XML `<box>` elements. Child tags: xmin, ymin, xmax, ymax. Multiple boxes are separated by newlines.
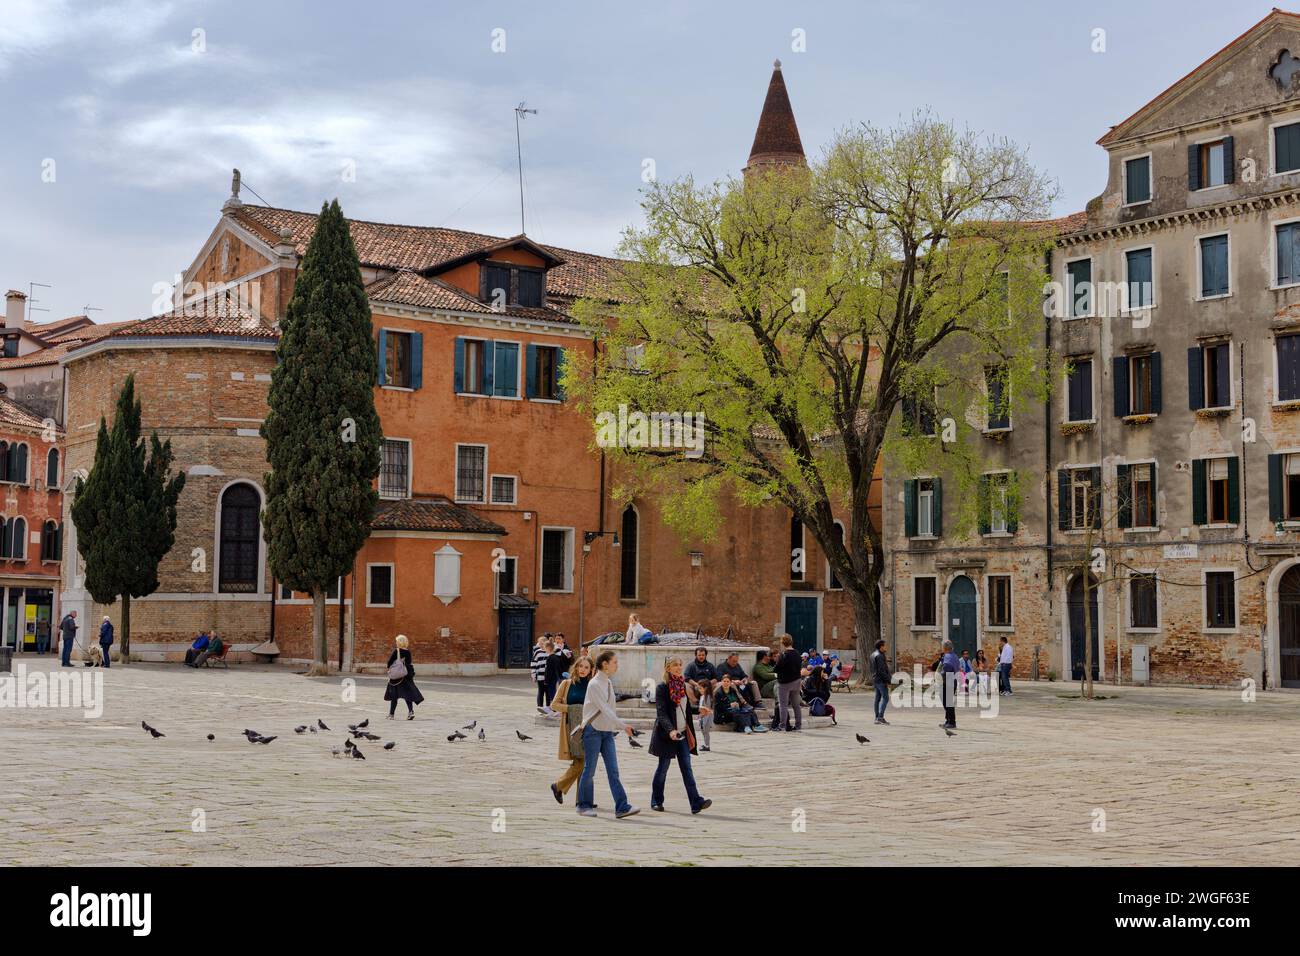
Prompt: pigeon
<box><xmin>347</xmin><ymin>724</ymin><xmax>359</xmax><ymax>732</ymax></box>
<box><xmin>331</xmin><ymin>746</ymin><xmax>344</xmax><ymax>758</ymax></box>
<box><xmin>317</xmin><ymin>719</ymin><xmax>330</xmax><ymax>731</ymax></box>
<box><xmin>383</xmin><ymin>741</ymin><xmax>396</xmax><ymax>751</ymax></box>
<box><xmin>206</xmin><ymin>734</ymin><xmax>215</xmax><ymax>741</ymax></box>
<box><xmin>477</xmin><ymin>728</ymin><xmax>486</xmax><ymax>741</ymax></box>
<box><xmin>351</xmin><ymin>745</ymin><xmax>365</xmax><ymax>760</ymax></box>
<box><xmin>855</xmin><ymin>734</ymin><xmax>870</xmax><ymax>745</ymax></box>
<box><xmin>360</xmin><ymin>732</ymin><xmax>381</xmax><ymax>741</ymax></box>
<box><xmin>141</xmin><ymin>721</ymin><xmax>165</xmax><ymax>739</ymax></box>
<box><xmin>344</xmin><ymin>738</ymin><xmax>354</xmax><ymax>750</ymax></box>
<box><xmin>462</xmin><ymin>720</ymin><xmax>477</xmax><ymax>731</ymax></box>
<box><xmin>243</xmin><ymin>729</ymin><xmax>263</xmax><ymax>741</ymax></box>
<box><xmin>943</xmin><ymin>727</ymin><xmax>957</xmax><ymax>738</ymax></box>
<box><xmin>628</xmin><ymin>737</ymin><xmax>643</xmax><ymax>749</ymax></box>
<box><xmin>356</xmin><ymin>719</ymin><xmax>369</xmax><ymax>729</ymax></box>
<box><xmin>515</xmin><ymin>731</ymin><xmax>532</xmax><ymax>742</ymax></box>
<box><xmin>629</xmin><ymin>728</ymin><xmax>642</xmax><ymax>738</ymax></box>
<box><xmin>350</xmin><ymin>730</ymin><xmax>366</xmax><ymax>739</ymax></box>
<box><xmin>447</xmin><ymin>731</ymin><xmax>466</xmax><ymax>742</ymax></box>
<box><xmin>308</xmin><ymin>725</ymin><xmax>318</xmax><ymax>734</ymax></box>
<box><xmin>255</xmin><ymin>735</ymin><xmax>277</xmax><ymax>745</ymax></box>
<box><xmin>294</xmin><ymin>725</ymin><xmax>308</xmax><ymax>734</ymax></box>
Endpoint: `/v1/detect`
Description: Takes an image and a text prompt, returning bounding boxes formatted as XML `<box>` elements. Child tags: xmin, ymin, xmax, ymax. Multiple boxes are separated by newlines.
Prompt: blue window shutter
<box><xmin>1112</xmin><ymin>356</ymin><xmax>1129</xmax><ymax>417</ymax></box>
<box><xmin>555</xmin><ymin>347</ymin><xmax>567</xmax><ymax>401</ymax></box>
<box><xmin>1222</xmin><ymin>136</ymin><xmax>1235</xmax><ymax>184</ymax></box>
<box><xmin>1213</xmin><ymin>345</ymin><xmax>1231</xmax><ymax>407</ymax></box>
<box><xmin>1280</xmin><ymin>335</ymin><xmax>1300</xmax><ymax>401</ymax></box>
<box><xmin>16</xmin><ymin>444</ymin><xmax>26</xmax><ymax>484</ymax></box>
<box><xmin>409</xmin><ymin>332</ymin><xmax>423</xmax><ymax>390</ymax></box>
<box><xmin>525</xmin><ymin>344</ymin><xmax>538</xmax><ymax>398</ymax></box>
<box><xmin>376</xmin><ymin>329</ymin><xmax>387</xmax><ymax>385</ymax></box>
<box><xmin>1188</xmin><ymin>143</ymin><xmax>1201</xmax><ymax>191</ymax></box>
<box><xmin>977</xmin><ymin>475</ymin><xmax>991</xmax><ymax>535</ymax></box>
<box><xmin>1281</xmin><ymin>224</ymin><xmax>1300</xmax><ymax>286</ymax></box>
<box><xmin>1192</xmin><ymin>459</ymin><xmax>1207</xmax><ymax>525</ymax></box>
<box><xmin>1187</xmin><ymin>347</ymin><xmax>1204</xmax><ymax>410</ymax></box>
<box><xmin>482</xmin><ymin>340</ymin><xmax>495</xmax><ymax>395</ymax></box>
<box><xmin>494</xmin><ymin>343</ymin><xmax>518</xmax><ymax>397</ymax></box>
<box><xmin>453</xmin><ymin>337</ymin><xmax>465</xmax><ymax>393</ymax></box>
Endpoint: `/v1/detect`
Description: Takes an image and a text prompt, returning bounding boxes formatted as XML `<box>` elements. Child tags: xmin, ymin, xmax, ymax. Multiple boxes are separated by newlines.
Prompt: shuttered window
<box><xmin>1205</xmin><ymin>571</ymin><xmax>1236</xmax><ymax>629</ymax></box>
<box><xmin>1276</xmin><ymin>122</ymin><xmax>1300</xmax><ymax>174</ymax></box>
<box><xmin>1125</xmin><ymin>248</ymin><xmax>1154</xmax><ymax>309</ymax></box>
<box><xmin>986</xmin><ymin>365</ymin><xmax>1010</xmax><ymax>430</ymax></box>
<box><xmin>1279</xmin><ymin>334</ymin><xmax>1300</xmax><ymax>402</ymax></box>
<box><xmin>1199</xmin><ymin>234</ymin><xmax>1229</xmax><ymax>297</ymax></box>
<box><xmin>988</xmin><ymin>575</ymin><xmax>1012</xmax><ymax>627</ymax></box>
<box><xmin>1278</xmin><ymin>222</ymin><xmax>1300</xmax><ymax>286</ymax></box>
<box><xmin>1130</xmin><ymin>573</ymin><xmax>1158</xmax><ymax>629</ymax></box>
<box><xmin>1067</xmin><ymin>358</ymin><xmax>1093</xmax><ymax>422</ymax></box>
<box><xmin>914</xmin><ymin>577</ymin><xmax>936</xmax><ymax>628</ymax></box>
<box><xmin>1066</xmin><ymin>259</ymin><xmax>1092</xmax><ymax>318</ymax></box>
<box><xmin>1124</xmin><ymin>155</ymin><xmax>1151</xmax><ymax>204</ymax></box>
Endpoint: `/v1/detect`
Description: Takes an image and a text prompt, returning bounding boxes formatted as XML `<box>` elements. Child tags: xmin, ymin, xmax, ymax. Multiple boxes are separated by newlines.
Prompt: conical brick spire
<box><xmin>744</xmin><ymin>59</ymin><xmax>806</xmax><ymax>176</ymax></box>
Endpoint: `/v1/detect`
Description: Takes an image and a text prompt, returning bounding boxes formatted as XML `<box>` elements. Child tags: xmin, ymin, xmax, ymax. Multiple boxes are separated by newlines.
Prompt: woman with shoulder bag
<box><xmin>649</xmin><ymin>657</ymin><xmax>711</xmax><ymax>813</ymax></box>
<box><xmin>384</xmin><ymin>634</ymin><xmax>424</xmax><ymax>720</ymax></box>
<box><xmin>550</xmin><ymin>655</ymin><xmax>594</xmax><ymax>805</ymax></box>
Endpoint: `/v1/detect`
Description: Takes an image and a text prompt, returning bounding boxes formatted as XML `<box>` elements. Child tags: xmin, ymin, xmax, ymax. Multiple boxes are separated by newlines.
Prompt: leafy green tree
<box><xmin>261</xmin><ymin>199</ymin><xmax>381</xmax><ymax>675</ymax></box>
<box><xmin>71</xmin><ymin>374</ymin><xmax>185</xmax><ymax>663</ymax></box>
<box><xmin>570</xmin><ymin>113</ymin><xmax>1056</xmax><ymax>671</ymax></box>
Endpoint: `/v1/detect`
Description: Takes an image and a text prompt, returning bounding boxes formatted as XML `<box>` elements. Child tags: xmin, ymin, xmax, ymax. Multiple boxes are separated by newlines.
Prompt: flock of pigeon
<box><xmin>139</xmin><ymin>716</ymin><xmax>537</xmax><ymax>760</ymax></box>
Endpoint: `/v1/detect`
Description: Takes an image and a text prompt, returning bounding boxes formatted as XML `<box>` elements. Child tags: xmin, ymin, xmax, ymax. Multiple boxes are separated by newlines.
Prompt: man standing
<box><xmin>773</xmin><ymin>634</ymin><xmax>806</xmax><ymax>732</ymax></box>
<box><xmin>58</xmin><ymin>610</ymin><xmax>78</xmax><ymax>667</ymax></box>
<box><xmin>939</xmin><ymin>640</ymin><xmax>959</xmax><ymax>730</ymax></box>
<box><xmin>869</xmin><ymin>639</ymin><xmax>892</xmax><ymax>725</ymax></box>
<box><xmin>98</xmin><ymin>615</ymin><xmax>114</xmax><ymax>669</ymax></box>
<box><xmin>998</xmin><ymin>636</ymin><xmax>1014</xmax><ymax>697</ymax></box>
<box><xmin>544</xmin><ymin>634</ymin><xmax>573</xmax><ymax>707</ymax></box>
<box><xmin>575</xmin><ymin>651</ymin><xmax>639</xmax><ymax>819</ymax></box>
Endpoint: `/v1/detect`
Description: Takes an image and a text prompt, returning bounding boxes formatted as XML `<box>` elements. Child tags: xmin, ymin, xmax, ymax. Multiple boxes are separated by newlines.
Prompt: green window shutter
<box><xmin>1222</xmin><ymin>136</ymin><xmax>1235</xmax><ymax>184</ymax></box>
<box><xmin>1057</xmin><ymin>470</ymin><xmax>1070</xmax><ymax>531</ymax></box>
<box><xmin>932</xmin><ymin>478</ymin><xmax>943</xmax><ymax>537</ymax></box>
<box><xmin>1007</xmin><ymin>479</ymin><xmax>1019</xmax><ymax>535</ymax></box>
<box><xmin>903</xmin><ymin>480</ymin><xmax>917</xmax><ymax>537</ymax></box>
<box><xmin>1227</xmin><ymin>456</ymin><xmax>1241</xmax><ymax>525</ymax></box>
<box><xmin>376</xmin><ymin>329</ymin><xmax>388</xmax><ymax>385</ymax></box>
<box><xmin>555</xmin><ymin>347</ymin><xmax>568</xmax><ymax>402</ymax></box>
<box><xmin>1150</xmin><ymin>352</ymin><xmax>1162</xmax><ymax>414</ymax></box>
<box><xmin>409</xmin><ymin>332</ymin><xmax>423</xmax><ymax>390</ymax></box>
<box><xmin>977</xmin><ymin>475</ymin><xmax>991</xmax><ymax>535</ymax></box>
<box><xmin>1116</xmin><ymin>463</ymin><xmax>1132</xmax><ymax>529</ymax></box>
<box><xmin>481</xmin><ymin>340</ymin><xmax>495</xmax><ymax>395</ymax></box>
<box><xmin>1090</xmin><ymin>466</ymin><xmax>1102</xmax><ymax>528</ymax></box>
<box><xmin>1112</xmin><ymin>356</ymin><xmax>1130</xmax><ymax>417</ymax></box>
<box><xmin>494</xmin><ymin>343</ymin><xmax>519</xmax><ymax>397</ymax></box>
<box><xmin>1192</xmin><ymin>458</ymin><xmax>1207</xmax><ymax>525</ymax></box>
<box><xmin>1269</xmin><ymin>453</ymin><xmax>1284</xmax><ymax>522</ymax></box>
<box><xmin>525</xmin><ymin>344</ymin><xmax>538</xmax><ymax>398</ymax></box>
<box><xmin>1188</xmin><ymin>143</ymin><xmax>1201</xmax><ymax>190</ymax></box>
<box><xmin>1187</xmin><ymin>347</ymin><xmax>1204</xmax><ymax>410</ymax></box>
<box><xmin>453</xmin><ymin>337</ymin><xmax>465</xmax><ymax>393</ymax></box>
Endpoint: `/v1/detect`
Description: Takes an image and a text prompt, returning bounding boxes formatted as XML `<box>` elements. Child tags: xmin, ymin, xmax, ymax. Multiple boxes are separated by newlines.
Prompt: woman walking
<box><xmin>550</xmin><ymin>655</ymin><xmax>594</xmax><ymax>804</ymax></box>
<box><xmin>384</xmin><ymin>634</ymin><xmax>424</xmax><ymax>720</ymax></box>
<box><xmin>649</xmin><ymin>657</ymin><xmax>712</xmax><ymax>814</ymax></box>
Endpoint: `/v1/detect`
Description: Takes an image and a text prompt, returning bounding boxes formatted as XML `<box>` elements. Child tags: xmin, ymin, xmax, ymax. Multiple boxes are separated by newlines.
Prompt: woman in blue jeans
<box><xmin>575</xmin><ymin>650</ymin><xmax>640</xmax><ymax>819</ymax></box>
<box><xmin>648</xmin><ymin>657</ymin><xmax>712</xmax><ymax>814</ymax></box>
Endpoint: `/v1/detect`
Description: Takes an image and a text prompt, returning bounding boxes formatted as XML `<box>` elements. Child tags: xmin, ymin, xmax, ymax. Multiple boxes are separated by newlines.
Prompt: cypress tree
<box><xmin>70</xmin><ymin>374</ymin><xmax>185</xmax><ymax>664</ymax></box>
<box><xmin>261</xmin><ymin>199</ymin><xmax>381</xmax><ymax>675</ymax></box>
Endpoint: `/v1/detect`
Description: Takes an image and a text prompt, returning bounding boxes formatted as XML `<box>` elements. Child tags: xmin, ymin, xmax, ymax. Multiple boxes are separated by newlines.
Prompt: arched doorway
<box><xmin>947</xmin><ymin>575</ymin><xmax>977</xmax><ymax>657</ymax></box>
<box><xmin>1068</xmin><ymin>574</ymin><xmax>1100</xmax><ymax>681</ymax></box>
<box><xmin>1279</xmin><ymin>565</ymin><xmax>1300</xmax><ymax>688</ymax></box>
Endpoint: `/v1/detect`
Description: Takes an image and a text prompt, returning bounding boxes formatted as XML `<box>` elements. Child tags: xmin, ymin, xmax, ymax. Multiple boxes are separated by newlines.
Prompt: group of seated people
<box><xmin>182</xmin><ymin>630</ymin><xmax>224</xmax><ymax>668</ymax></box>
<box><xmin>682</xmin><ymin>645</ymin><xmax>842</xmax><ymax>732</ymax></box>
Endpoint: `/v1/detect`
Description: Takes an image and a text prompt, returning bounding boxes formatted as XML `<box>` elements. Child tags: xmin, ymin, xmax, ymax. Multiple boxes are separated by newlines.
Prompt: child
<box><xmin>959</xmin><ymin>649</ymin><xmax>974</xmax><ymax>694</ymax></box>
<box><xmin>697</xmin><ymin>679</ymin><xmax>715</xmax><ymax>752</ymax></box>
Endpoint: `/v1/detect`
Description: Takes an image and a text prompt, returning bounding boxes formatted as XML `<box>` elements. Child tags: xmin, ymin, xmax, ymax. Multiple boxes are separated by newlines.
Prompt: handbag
<box><xmin>387</xmin><ymin>651</ymin><xmax>408</xmax><ymax>681</ymax></box>
<box><xmin>566</xmin><ymin>705</ymin><xmax>587</xmax><ymax>759</ymax></box>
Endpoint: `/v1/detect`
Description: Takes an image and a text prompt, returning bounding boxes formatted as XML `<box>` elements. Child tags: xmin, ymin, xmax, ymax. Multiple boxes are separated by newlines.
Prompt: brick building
<box><xmin>888</xmin><ymin>10</ymin><xmax>1300</xmax><ymax>689</ymax></box>
<box><xmin>51</xmin><ymin>63</ymin><xmax>879</xmax><ymax>669</ymax></box>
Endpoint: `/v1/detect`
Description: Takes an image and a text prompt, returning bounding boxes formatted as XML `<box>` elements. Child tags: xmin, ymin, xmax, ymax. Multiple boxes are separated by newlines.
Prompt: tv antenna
<box><xmin>514</xmin><ymin>101</ymin><xmax>538</xmax><ymax>235</ymax></box>
<box><xmin>27</xmin><ymin>282</ymin><xmax>51</xmax><ymax>322</ymax></box>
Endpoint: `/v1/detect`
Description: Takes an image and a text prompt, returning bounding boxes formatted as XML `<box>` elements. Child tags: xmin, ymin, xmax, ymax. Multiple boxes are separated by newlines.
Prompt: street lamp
<box><xmin>577</xmin><ymin>530</ymin><xmax>619</xmax><ymax>647</ymax></box>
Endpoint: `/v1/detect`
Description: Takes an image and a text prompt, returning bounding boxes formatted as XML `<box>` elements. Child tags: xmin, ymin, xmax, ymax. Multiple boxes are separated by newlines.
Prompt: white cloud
<box><xmin>0</xmin><ymin>0</ymin><xmax>181</xmax><ymax>71</ymax></box>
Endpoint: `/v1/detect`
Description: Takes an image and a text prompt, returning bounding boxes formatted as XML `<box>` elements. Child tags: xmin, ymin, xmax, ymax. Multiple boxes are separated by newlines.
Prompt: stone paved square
<box><xmin>3</xmin><ymin>658</ymin><xmax>1296</xmax><ymax>866</ymax></box>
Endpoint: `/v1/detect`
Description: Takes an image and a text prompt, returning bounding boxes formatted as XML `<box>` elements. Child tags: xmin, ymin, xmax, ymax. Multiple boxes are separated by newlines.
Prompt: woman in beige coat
<box><xmin>550</xmin><ymin>655</ymin><xmax>594</xmax><ymax>805</ymax></box>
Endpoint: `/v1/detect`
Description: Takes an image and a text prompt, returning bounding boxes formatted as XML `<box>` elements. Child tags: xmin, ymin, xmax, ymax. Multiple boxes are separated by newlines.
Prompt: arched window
<box><xmin>6</xmin><ymin>443</ymin><xmax>27</xmax><ymax>484</ymax></box>
<box><xmin>0</xmin><ymin>518</ymin><xmax>11</xmax><ymax>558</ymax></box>
<box><xmin>218</xmin><ymin>483</ymin><xmax>261</xmax><ymax>593</ymax></box>
<box><xmin>46</xmin><ymin>448</ymin><xmax>58</xmax><ymax>487</ymax></box>
<box><xmin>790</xmin><ymin>515</ymin><xmax>805</xmax><ymax>582</ymax></box>
<box><xmin>619</xmin><ymin>504</ymin><xmax>639</xmax><ymax>600</ymax></box>
<box><xmin>10</xmin><ymin>517</ymin><xmax>26</xmax><ymax>559</ymax></box>
<box><xmin>41</xmin><ymin>520</ymin><xmax>61</xmax><ymax>561</ymax></box>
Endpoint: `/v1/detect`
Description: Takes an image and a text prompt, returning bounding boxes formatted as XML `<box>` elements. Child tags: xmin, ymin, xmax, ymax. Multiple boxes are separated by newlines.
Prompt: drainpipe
<box><xmin>1043</xmin><ymin>248</ymin><xmax>1055</xmax><ymax>675</ymax></box>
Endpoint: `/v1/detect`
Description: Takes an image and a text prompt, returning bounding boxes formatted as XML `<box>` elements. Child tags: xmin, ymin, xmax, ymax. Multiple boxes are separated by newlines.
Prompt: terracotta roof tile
<box><xmin>371</xmin><ymin>496</ymin><xmax>506</xmax><ymax>535</ymax></box>
<box><xmin>366</xmin><ymin>270</ymin><xmax>573</xmax><ymax>322</ymax></box>
<box><xmin>106</xmin><ymin>296</ymin><xmax>278</xmax><ymax>342</ymax></box>
<box><xmin>231</xmin><ymin>205</ymin><xmax>621</xmax><ymax>305</ymax></box>
<box><xmin>0</xmin><ymin>395</ymin><xmax>54</xmax><ymax>433</ymax></box>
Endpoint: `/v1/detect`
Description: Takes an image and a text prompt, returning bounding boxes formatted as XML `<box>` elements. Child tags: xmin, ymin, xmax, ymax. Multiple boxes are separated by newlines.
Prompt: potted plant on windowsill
<box><xmin>1059</xmin><ymin>421</ymin><xmax>1093</xmax><ymax>437</ymax></box>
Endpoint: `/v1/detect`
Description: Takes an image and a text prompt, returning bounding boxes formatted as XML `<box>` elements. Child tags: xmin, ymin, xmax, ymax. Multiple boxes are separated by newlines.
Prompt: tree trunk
<box><xmin>850</xmin><ymin>581</ymin><xmax>882</xmax><ymax>686</ymax></box>
<box><xmin>307</xmin><ymin>590</ymin><xmax>328</xmax><ymax>676</ymax></box>
<box><xmin>120</xmin><ymin>594</ymin><xmax>130</xmax><ymax>666</ymax></box>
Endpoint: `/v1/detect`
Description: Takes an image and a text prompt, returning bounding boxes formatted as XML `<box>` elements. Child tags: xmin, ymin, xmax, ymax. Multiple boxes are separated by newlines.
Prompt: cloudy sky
<box><xmin>0</xmin><ymin>0</ymin><xmax>1283</xmax><ymax>323</ymax></box>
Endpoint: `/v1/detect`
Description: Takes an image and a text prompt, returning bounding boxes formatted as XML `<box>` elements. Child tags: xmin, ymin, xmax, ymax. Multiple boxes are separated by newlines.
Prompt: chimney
<box><xmin>4</xmin><ymin>290</ymin><xmax>26</xmax><ymax>329</ymax></box>
<box><xmin>743</xmin><ymin>59</ymin><xmax>807</xmax><ymax>178</ymax></box>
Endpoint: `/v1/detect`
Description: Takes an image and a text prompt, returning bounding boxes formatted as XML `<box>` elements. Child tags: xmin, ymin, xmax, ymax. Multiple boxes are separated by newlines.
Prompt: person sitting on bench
<box><xmin>183</xmin><ymin>631</ymin><xmax>210</xmax><ymax>666</ymax></box>
<box><xmin>801</xmin><ymin>666</ymin><xmax>837</xmax><ymax>725</ymax></box>
<box><xmin>683</xmin><ymin>647</ymin><xmax>718</xmax><ymax>694</ymax></box>
<box><xmin>713</xmin><ymin>675</ymin><xmax>764</xmax><ymax>734</ymax></box>
<box><xmin>715</xmin><ymin>652</ymin><xmax>760</xmax><ymax>707</ymax></box>
<box><xmin>189</xmin><ymin>632</ymin><xmax>223</xmax><ymax>668</ymax></box>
